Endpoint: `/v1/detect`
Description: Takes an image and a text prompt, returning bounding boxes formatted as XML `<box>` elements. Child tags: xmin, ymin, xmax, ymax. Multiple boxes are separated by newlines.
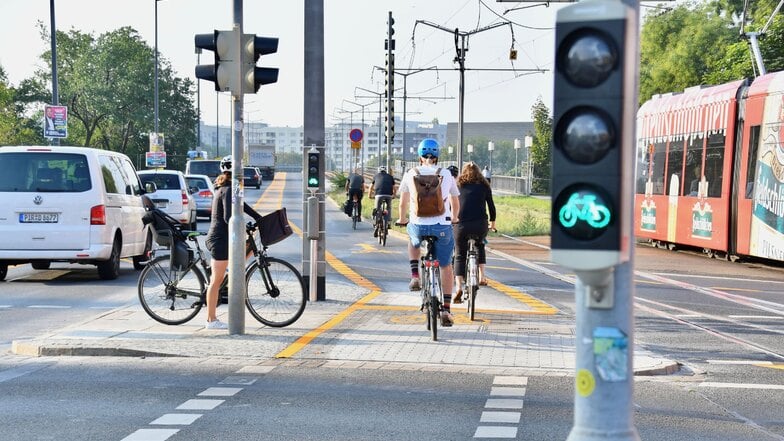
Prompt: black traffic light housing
<box><xmin>242</xmin><ymin>35</ymin><xmax>279</xmax><ymax>94</ymax></box>
<box><xmin>195</xmin><ymin>29</ymin><xmax>239</xmax><ymax>92</ymax></box>
<box><xmin>307</xmin><ymin>150</ymin><xmax>321</xmax><ymax>190</ymax></box>
<box><xmin>550</xmin><ymin>0</ymin><xmax>636</xmax><ymax>271</ymax></box>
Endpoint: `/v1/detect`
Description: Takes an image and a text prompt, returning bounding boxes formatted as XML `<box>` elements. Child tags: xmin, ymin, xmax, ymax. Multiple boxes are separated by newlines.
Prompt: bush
<box><xmin>329</xmin><ymin>171</ymin><xmax>348</xmax><ymax>190</ymax></box>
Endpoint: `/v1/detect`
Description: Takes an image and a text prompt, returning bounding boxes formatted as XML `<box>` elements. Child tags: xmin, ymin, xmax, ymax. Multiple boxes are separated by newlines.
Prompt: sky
<box><xmin>0</xmin><ymin>1</ymin><xmax>583</xmax><ymax>129</ymax></box>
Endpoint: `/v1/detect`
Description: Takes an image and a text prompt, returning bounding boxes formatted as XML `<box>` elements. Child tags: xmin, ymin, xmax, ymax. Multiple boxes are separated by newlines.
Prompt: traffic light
<box><xmin>385</xmin><ymin>99</ymin><xmax>395</xmax><ymax>143</ymax></box>
<box><xmin>307</xmin><ymin>150</ymin><xmax>321</xmax><ymax>189</ymax></box>
<box><xmin>195</xmin><ymin>29</ymin><xmax>240</xmax><ymax>92</ymax></box>
<box><xmin>240</xmin><ymin>34</ymin><xmax>279</xmax><ymax>94</ymax></box>
<box><xmin>550</xmin><ymin>0</ymin><xmax>636</xmax><ymax>271</ymax></box>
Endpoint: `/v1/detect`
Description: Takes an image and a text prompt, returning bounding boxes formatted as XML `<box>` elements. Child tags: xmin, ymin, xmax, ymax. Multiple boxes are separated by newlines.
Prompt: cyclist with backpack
<box><xmin>369</xmin><ymin>166</ymin><xmax>396</xmax><ymax>237</ymax></box>
<box><xmin>396</xmin><ymin>138</ymin><xmax>460</xmax><ymax>326</ymax></box>
<box><xmin>345</xmin><ymin>169</ymin><xmax>365</xmax><ymax>221</ymax></box>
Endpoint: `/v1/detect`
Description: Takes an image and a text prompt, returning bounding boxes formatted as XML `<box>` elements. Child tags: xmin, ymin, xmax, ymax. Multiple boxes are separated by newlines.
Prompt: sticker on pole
<box><xmin>576</xmin><ymin>369</ymin><xmax>595</xmax><ymax>397</ymax></box>
<box><xmin>593</xmin><ymin>327</ymin><xmax>628</xmax><ymax>382</ymax></box>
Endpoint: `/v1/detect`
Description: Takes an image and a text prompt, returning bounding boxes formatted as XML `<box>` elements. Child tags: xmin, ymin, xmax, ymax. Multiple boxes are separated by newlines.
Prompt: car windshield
<box><xmin>139</xmin><ymin>173</ymin><xmax>181</xmax><ymax>190</ymax></box>
<box><xmin>188</xmin><ymin>161</ymin><xmax>220</xmax><ymax>176</ymax></box>
<box><xmin>244</xmin><ymin>168</ymin><xmax>256</xmax><ymax>177</ymax></box>
<box><xmin>186</xmin><ymin>178</ymin><xmax>209</xmax><ymax>190</ymax></box>
<box><xmin>0</xmin><ymin>152</ymin><xmax>92</xmax><ymax>192</ymax></box>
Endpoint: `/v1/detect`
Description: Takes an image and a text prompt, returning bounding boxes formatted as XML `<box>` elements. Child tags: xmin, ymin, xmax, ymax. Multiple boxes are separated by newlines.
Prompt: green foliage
<box><xmin>330</xmin><ymin>170</ymin><xmax>348</xmax><ymax>190</ymax></box>
<box><xmin>530</xmin><ymin>97</ymin><xmax>552</xmax><ymax>194</ymax></box>
<box><xmin>0</xmin><ymin>65</ymin><xmax>45</xmax><ymax>145</ymax></box>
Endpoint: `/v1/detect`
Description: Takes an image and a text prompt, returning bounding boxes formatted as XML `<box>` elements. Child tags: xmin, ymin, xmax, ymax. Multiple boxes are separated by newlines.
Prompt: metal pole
<box><xmin>196</xmin><ymin>49</ymin><xmax>201</xmax><ymax>148</ymax></box>
<box><xmin>216</xmin><ymin>92</ymin><xmax>219</xmax><ymax>157</ymax></box>
<box><xmin>402</xmin><ymin>75</ymin><xmax>407</xmax><ymax>174</ymax></box>
<box><xmin>457</xmin><ymin>33</ymin><xmax>465</xmax><ymax>169</ymax></box>
<box><xmin>49</xmin><ymin>0</ymin><xmax>59</xmax><ymax>146</ymax></box>
<box><xmin>154</xmin><ymin>0</ymin><xmax>159</xmax><ymax>136</ymax></box>
<box><xmin>227</xmin><ymin>2</ymin><xmax>245</xmax><ymax>335</ymax></box>
<box><xmin>304</xmin><ymin>0</ymin><xmax>326</xmax><ymax>300</ymax></box>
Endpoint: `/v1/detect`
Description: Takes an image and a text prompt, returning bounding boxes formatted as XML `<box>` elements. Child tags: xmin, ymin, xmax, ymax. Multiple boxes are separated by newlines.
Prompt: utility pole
<box><xmin>384</xmin><ymin>11</ymin><xmax>395</xmax><ymax>172</ymax></box>
<box><xmin>414</xmin><ymin>20</ymin><xmax>511</xmax><ymax>169</ymax></box>
<box><xmin>49</xmin><ymin>0</ymin><xmax>59</xmax><ymax>147</ymax></box>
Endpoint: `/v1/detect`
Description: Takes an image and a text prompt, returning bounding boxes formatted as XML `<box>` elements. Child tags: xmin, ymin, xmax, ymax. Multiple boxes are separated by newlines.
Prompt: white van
<box><xmin>0</xmin><ymin>146</ymin><xmax>153</xmax><ymax>281</ymax></box>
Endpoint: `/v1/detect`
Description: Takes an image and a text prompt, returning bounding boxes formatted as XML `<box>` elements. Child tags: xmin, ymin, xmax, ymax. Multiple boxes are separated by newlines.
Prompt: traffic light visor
<box><xmin>555</xmin><ymin>107</ymin><xmax>615</xmax><ymax>164</ymax></box>
<box><xmin>558</xmin><ymin>30</ymin><xmax>617</xmax><ymax>88</ymax></box>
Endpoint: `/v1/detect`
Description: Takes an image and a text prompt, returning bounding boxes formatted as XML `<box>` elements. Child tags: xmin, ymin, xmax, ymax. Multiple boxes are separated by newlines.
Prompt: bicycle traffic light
<box><xmin>307</xmin><ymin>150</ymin><xmax>321</xmax><ymax>190</ymax></box>
<box><xmin>195</xmin><ymin>29</ymin><xmax>240</xmax><ymax>92</ymax></box>
<box><xmin>550</xmin><ymin>0</ymin><xmax>636</xmax><ymax>271</ymax></box>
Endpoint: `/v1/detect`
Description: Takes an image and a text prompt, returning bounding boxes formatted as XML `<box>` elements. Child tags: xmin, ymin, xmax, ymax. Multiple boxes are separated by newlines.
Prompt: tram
<box><xmin>635</xmin><ymin>71</ymin><xmax>784</xmax><ymax>262</ymax></box>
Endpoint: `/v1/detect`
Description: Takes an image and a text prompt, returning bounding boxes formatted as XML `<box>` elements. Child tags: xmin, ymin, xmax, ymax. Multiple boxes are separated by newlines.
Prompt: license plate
<box><xmin>155</xmin><ymin>202</ymin><xmax>168</xmax><ymax>209</ymax></box>
<box><xmin>20</xmin><ymin>212</ymin><xmax>59</xmax><ymax>223</ymax></box>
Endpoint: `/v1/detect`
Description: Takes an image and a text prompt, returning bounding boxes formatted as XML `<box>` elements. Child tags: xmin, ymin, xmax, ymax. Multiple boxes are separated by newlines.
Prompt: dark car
<box><xmin>243</xmin><ymin>167</ymin><xmax>262</xmax><ymax>189</ymax></box>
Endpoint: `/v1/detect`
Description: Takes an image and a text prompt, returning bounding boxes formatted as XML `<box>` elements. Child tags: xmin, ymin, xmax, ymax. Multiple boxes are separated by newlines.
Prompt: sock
<box><xmin>410</xmin><ymin>260</ymin><xmax>419</xmax><ymax>278</ymax></box>
<box><xmin>443</xmin><ymin>294</ymin><xmax>451</xmax><ymax>311</ymax></box>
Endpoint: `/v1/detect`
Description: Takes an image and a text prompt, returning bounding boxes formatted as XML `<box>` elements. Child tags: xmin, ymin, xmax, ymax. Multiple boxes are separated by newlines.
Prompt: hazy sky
<box><xmin>1</xmin><ymin>1</ymin><xmax>570</xmax><ymax>129</ymax></box>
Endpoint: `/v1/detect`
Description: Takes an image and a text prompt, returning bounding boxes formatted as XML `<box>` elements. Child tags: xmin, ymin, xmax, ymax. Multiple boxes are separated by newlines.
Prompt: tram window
<box><xmin>684</xmin><ymin>136</ymin><xmax>704</xmax><ymax>196</ymax></box>
<box><xmin>650</xmin><ymin>141</ymin><xmax>667</xmax><ymax>195</ymax></box>
<box><xmin>636</xmin><ymin>142</ymin><xmax>651</xmax><ymax>194</ymax></box>
<box><xmin>745</xmin><ymin>125</ymin><xmax>760</xmax><ymax>199</ymax></box>
<box><xmin>704</xmin><ymin>132</ymin><xmax>725</xmax><ymax>198</ymax></box>
<box><xmin>666</xmin><ymin>139</ymin><xmax>684</xmax><ymax>195</ymax></box>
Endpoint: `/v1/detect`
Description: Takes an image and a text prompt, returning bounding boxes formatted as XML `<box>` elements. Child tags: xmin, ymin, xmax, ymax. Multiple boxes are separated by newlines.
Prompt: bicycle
<box><xmin>373</xmin><ymin>198</ymin><xmax>390</xmax><ymax>246</ymax></box>
<box><xmin>397</xmin><ymin>222</ymin><xmax>445</xmax><ymax>341</ymax></box>
<box><xmin>351</xmin><ymin>197</ymin><xmax>360</xmax><ymax>230</ymax></box>
<box><xmin>463</xmin><ymin>235</ymin><xmax>481</xmax><ymax>322</ymax></box>
<box><xmin>137</xmin><ymin>210</ymin><xmax>306</xmax><ymax>327</ymax></box>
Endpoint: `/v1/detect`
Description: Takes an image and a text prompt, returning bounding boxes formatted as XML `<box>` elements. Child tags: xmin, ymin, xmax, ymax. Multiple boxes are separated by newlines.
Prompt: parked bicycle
<box><xmin>137</xmin><ymin>209</ymin><xmax>306</xmax><ymax>327</ymax></box>
<box><xmin>373</xmin><ymin>199</ymin><xmax>390</xmax><ymax>246</ymax></box>
<box><xmin>397</xmin><ymin>222</ymin><xmax>444</xmax><ymax>341</ymax></box>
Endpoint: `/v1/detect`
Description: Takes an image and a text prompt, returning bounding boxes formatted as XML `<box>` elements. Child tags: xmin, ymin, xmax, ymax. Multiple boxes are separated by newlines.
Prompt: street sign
<box><xmin>349</xmin><ymin>128</ymin><xmax>363</xmax><ymax>143</ymax></box>
<box><xmin>43</xmin><ymin>105</ymin><xmax>67</xmax><ymax>139</ymax></box>
<box><xmin>149</xmin><ymin>133</ymin><xmax>165</xmax><ymax>152</ymax></box>
<box><xmin>145</xmin><ymin>151</ymin><xmax>167</xmax><ymax>168</ymax></box>
<box><xmin>351</xmin><ymin>141</ymin><xmax>361</xmax><ymax>150</ymax></box>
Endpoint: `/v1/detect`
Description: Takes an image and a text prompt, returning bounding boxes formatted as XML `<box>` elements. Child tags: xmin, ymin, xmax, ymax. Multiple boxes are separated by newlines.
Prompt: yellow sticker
<box><xmin>576</xmin><ymin>369</ymin><xmax>595</xmax><ymax>397</ymax></box>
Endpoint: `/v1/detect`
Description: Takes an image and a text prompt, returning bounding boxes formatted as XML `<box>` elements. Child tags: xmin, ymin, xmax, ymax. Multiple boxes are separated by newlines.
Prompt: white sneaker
<box><xmin>205</xmin><ymin>319</ymin><xmax>228</xmax><ymax>330</ymax></box>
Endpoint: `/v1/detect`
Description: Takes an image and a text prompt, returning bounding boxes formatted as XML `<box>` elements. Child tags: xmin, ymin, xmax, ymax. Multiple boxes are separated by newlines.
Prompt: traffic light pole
<box><xmin>228</xmin><ymin>1</ymin><xmax>246</xmax><ymax>335</ymax></box>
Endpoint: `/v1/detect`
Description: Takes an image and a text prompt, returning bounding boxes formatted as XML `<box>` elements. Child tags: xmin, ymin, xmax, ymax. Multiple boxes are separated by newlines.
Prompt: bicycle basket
<box><xmin>142</xmin><ymin>208</ymin><xmax>184</xmax><ymax>247</ymax></box>
<box><xmin>259</xmin><ymin>208</ymin><xmax>293</xmax><ymax>246</ymax></box>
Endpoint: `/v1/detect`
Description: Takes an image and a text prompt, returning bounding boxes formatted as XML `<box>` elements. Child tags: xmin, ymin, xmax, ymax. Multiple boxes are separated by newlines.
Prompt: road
<box><xmin>0</xmin><ymin>173</ymin><xmax>782</xmax><ymax>440</ymax></box>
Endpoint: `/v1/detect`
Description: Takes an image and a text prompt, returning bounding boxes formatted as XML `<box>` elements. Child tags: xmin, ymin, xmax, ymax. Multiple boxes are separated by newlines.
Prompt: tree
<box><xmin>530</xmin><ymin>97</ymin><xmax>552</xmax><ymax>194</ymax></box>
<box><xmin>0</xmin><ymin>65</ymin><xmax>45</xmax><ymax>146</ymax></box>
<box><xmin>30</xmin><ymin>24</ymin><xmax>197</xmax><ymax>166</ymax></box>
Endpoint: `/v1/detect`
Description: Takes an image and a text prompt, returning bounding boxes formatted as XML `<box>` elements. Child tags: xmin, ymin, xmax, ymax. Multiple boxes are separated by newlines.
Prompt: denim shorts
<box><xmin>407</xmin><ymin>223</ymin><xmax>455</xmax><ymax>266</ymax></box>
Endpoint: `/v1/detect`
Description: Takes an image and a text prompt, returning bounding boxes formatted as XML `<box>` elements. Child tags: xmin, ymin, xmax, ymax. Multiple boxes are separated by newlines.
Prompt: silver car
<box><xmin>185</xmin><ymin>174</ymin><xmax>215</xmax><ymax>219</ymax></box>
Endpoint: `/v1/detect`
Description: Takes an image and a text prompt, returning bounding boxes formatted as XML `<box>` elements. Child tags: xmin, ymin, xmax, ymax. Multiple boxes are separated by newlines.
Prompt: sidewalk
<box><xmin>10</xmin><ymin>262</ymin><xmax>679</xmax><ymax>378</ymax></box>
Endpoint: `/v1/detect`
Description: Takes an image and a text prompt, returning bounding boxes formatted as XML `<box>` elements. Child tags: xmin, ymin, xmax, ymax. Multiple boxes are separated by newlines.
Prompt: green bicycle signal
<box><xmin>558</xmin><ymin>191</ymin><xmax>612</xmax><ymax>230</ymax></box>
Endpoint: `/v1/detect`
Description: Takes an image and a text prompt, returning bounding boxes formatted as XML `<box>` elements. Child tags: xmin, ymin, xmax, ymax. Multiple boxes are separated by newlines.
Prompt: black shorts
<box><xmin>205</xmin><ymin>237</ymin><xmax>253</xmax><ymax>261</ymax></box>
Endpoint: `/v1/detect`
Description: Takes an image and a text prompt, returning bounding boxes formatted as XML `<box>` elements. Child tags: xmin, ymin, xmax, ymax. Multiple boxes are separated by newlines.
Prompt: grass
<box><xmin>327</xmin><ymin>188</ymin><xmax>551</xmax><ymax>237</ymax></box>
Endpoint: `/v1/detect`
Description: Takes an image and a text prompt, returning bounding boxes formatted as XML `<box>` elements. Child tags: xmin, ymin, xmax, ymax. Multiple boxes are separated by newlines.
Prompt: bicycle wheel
<box><xmin>138</xmin><ymin>255</ymin><xmax>205</xmax><ymax>325</ymax></box>
<box><xmin>380</xmin><ymin>218</ymin><xmax>388</xmax><ymax>246</ymax></box>
<box><xmin>352</xmin><ymin>203</ymin><xmax>358</xmax><ymax>230</ymax></box>
<box><xmin>429</xmin><ymin>268</ymin><xmax>439</xmax><ymax>341</ymax></box>
<box><xmin>246</xmin><ymin>256</ymin><xmax>307</xmax><ymax>327</ymax></box>
<box><xmin>467</xmin><ymin>255</ymin><xmax>478</xmax><ymax>321</ymax></box>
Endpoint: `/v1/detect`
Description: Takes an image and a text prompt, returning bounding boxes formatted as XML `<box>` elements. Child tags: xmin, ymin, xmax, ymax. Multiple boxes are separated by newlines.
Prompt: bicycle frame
<box><xmin>420</xmin><ymin>236</ymin><xmax>443</xmax><ymax>341</ymax></box>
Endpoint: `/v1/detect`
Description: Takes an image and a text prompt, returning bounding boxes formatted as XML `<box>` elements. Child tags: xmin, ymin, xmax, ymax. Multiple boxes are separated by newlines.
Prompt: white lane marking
<box><xmin>490</xmin><ymin>386</ymin><xmax>526</xmax><ymax>396</ymax></box>
<box><xmin>493</xmin><ymin>376</ymin><xmax>528</xmax><ymax>386</ymax></box>
<box><xmin>652</xmin><ymin>272</ymin><xmax>784</xmax><ymax>285</ymax></box>
<box><xmin>706</xmin><ymin>360</ymin><xmax>773</xmax><ymax>365</ymax></box>
<box><xmin>0</xmin><ymin>305</ymin><xmax>11</xmax><ymax>309</ymax></box>
<box><xmin>236</xmin><ymin>365</ymin><xmax>275</xmax><ymax>374</ymax></box>
<box><xmin>474</xmin><ymin>426</ymin><xmax>518</xmax><ymax>438</ymax></box>
<box><xmin>675</xmin><ymin>314</ymin><xmax>702</xmax><ymax>318</ymax></box>
<box><xmin>729</xmin><ymin>315</ymin><xmax>783</xmax><ymax>320</ymax></box>
<box><xmin>198</xmin><ymin>387</ymin><xmax>242</xmax><ymax>397</ymax></box>
<box><xmin>485</xmin><ymin>398</ymin><xmax>524</xmax><ymax>409</ymax></box>
<box><xmin>120</xmin><ymin>429</ymin><xmax>179</xmax><ymax>441</ymax></box>
<box><xmin>0</xmin><ymin>363</ymin><xmax>52</xmax><ymax>383</ymax></box>
<box><xmin>480</xmin><ymin>411</ymin><xmax>521</xmax><ymax>423</ymax></box>
<box><xmin>220</xmin><ymin>376</ymin><xmax>257</xmax><ymax>385</ymax></box>
<box><xmin>176</xmin><ymin>399</ymin><xmax>224</xmax><ymax>410</ymax></box>
<box><xmin>27</xmin><ymin>305</ymin><xmax>71</xmax><ymax>309</ymax></box>
<box><xmin>699</xmin><ymin>382</ymin><xmax>784</xmax><ymax>390</ymax></box>
<box><xmin>150</xmin><ymin>414</ymin><xmax>202</xmax><ymax>425</ymax></box>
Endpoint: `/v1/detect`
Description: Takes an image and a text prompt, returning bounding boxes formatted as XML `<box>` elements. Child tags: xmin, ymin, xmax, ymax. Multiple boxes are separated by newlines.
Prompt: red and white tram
<box><xmin>635</xmin><ymin>71</ymin><xmax>784</xmax><ymax>262</ymax></box>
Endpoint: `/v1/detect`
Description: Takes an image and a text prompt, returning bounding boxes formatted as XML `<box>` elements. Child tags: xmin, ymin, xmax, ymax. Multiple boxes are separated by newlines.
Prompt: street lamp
<box><xmin>514</xmin><ymin>138</ymin><xmax>521</xmax><ymax>177</ymax></box>
<box><xmin>487</xmin><ymin>141</ymin><xmax>494</xmax><ymax>172</ymax></box>
<box><xmin>467</xmin><ymin>143</ymin><xmax>474</xmax><ymax>162</ymax></box>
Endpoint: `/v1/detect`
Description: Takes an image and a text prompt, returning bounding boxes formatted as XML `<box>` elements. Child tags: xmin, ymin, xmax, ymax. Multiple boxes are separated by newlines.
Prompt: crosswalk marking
<box><xmin>198</xmin><ymin>387</ymin><xmax>242</xmax><ymax>397</ymax></box>
<box><xmin>476</xmin><ymin>376</ymin><xmax>527</xmax><ymax>439</ymax></box>
<box><xmin>474</xmin><ymin>426</ymin><xmax>518</xmax><ymax>438</ymax></box>
<box><xmin>121</xmin><ymin>429</ymin><xmax>179</xmax><ymax>441</ymax></box>
<box><xmin>176</xmin><ymin>399</ymin><xmax>224</xmax><ymax>410</ymax></box>
<box><xmin>490</xmin><ymin>386</ymin><xmax>526</xmax><ymax>396</ymax></box>
<box><xmin>480</xmin><ymin>411</ymin><xmax>521</xmax><ymax>423</ymax></box>
<box><xmin>150</xmin><ymin>414</ymin><xmax>202</xmax><ymax>425</ymax></box>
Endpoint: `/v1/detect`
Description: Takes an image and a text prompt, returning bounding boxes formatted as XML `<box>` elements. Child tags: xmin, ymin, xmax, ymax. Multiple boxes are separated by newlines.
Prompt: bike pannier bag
<box><xmin>259</xmin><ymin>208</ymin><xmax>293</xmax><ymax>246</ymax></box>
<box><xmin>169</xmin><ymin>239</ymin><xmax>192</xmax><ymax>272</ymax></box>
<box><xmin>343</xmin><ymin>199</ymin><xmax>352</xmax><ymax>217</ymax></box>
<box><xmin>411</xmin><ymin>167</ymin><xmax>445</xmax><ymax>217</ymax></box>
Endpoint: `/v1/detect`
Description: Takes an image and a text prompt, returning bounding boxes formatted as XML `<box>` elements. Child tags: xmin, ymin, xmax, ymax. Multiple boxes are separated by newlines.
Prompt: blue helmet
<box><xmin>417</xmin><ymin>138</ymin><xmax>440</xmax><ymax>158</ymax></box>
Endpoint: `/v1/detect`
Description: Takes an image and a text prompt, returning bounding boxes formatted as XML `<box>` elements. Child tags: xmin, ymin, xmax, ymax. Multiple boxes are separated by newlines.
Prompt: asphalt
<box><xmin>9</xmin><ymin>239</ymin><xmax>679</xmax><ymax>378</ymax></box>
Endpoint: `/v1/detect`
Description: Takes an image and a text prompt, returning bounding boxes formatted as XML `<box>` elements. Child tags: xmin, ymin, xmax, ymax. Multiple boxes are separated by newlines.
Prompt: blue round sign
<box><xmin>349</xmin><ymin>128</ymin><xmax>363</xmax><ymax>142</ymax></box>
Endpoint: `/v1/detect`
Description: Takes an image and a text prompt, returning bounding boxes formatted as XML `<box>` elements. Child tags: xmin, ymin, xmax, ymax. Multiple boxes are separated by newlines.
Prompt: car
<box><xmin>0</xmin><ymin>145</ymin><xmax>153</xmax><ymax>280</ymax></box>
<box><xmin>185</xmin><ymin>174</ymin><xmax>215</xmax><ymax>218</ymax></box>
<box><xmin>243</xmin><ymin>166</ymin><xmax>262</xmax><ymax>189</ymax></box>
<box><xmin>185</xmin><ymin>159</ymin><xmax>221</xmax><ymax>184</ymax></box>
<box><xmin>137</xmin><ymin>170</ymin><xmax>198</xmax><ymax>230</ymax></box>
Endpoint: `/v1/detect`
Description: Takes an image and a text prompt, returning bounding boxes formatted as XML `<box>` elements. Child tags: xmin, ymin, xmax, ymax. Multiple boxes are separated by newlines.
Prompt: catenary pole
<box><xmin>49</xmin><ymin>0</ymin><xmax>59</xmax><ymax>146</ymax></box>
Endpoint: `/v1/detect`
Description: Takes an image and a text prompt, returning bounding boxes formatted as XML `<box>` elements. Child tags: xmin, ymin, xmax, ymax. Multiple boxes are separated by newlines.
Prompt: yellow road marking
<box><xmin>755</xmin><ymin>363</ymin><xmax>784</xmax><ymax>370</ymax></box>
<box><xmin>484</xmin><ymin>265</ymin><xmax>520</xmax><ymax>271</ymax></box>
<box><xmin>487</xmin><ymin>279</ymin><xmax>558</xmax><ymax>315</ymax></box>
<box><xmin>354</xmin><ymin>243</ymin><xmax>400</xmax><ymax>254</ymax></box>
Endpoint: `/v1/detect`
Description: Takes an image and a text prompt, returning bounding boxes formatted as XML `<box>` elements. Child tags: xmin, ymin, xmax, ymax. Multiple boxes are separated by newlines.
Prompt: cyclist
<box><xmin>369</xmin><ymin>166</ymin><xmax>396</xmax><ymax>237</ymax></box>
<box><xmin>345</xmin><ymin>168</ymin><xmax>365</xmax><ymax>222</ymax></box>
<box><xmin>204</xmin><ymin>155</ymin><xmax>265</xmax><ymax>330</ymax></box>
<box><xmin>396</xmin><ymin>138</ymin><xmax>460</xmax><ymax>326</ymax></box>
<box><xmin>452</xmin><ymin>162</ymin><xmax>496</xmax><ymax>304</ymax></box>
<box><xmin>447</xmin><ymin>165</ymin><xmax>459</xmax><ymax>178</ymax></box>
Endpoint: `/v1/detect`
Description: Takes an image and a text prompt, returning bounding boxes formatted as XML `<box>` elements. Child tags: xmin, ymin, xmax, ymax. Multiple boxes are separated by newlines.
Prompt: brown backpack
<box><xmin>411</xmin><ymin>167</ymin><xmax>445</xmax><ymax>217</ymax></box>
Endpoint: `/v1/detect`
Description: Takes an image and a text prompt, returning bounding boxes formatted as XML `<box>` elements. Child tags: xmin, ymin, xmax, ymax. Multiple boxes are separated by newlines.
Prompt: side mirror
<box><xmin>144</xmin><ymin>182</ymin><xmax>158</xmax><ymax>194</ymax></box>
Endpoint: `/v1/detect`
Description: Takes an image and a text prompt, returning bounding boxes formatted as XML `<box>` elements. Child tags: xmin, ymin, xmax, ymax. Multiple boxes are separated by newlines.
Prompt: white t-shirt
<box><xmin>399</xmin><ymin>165</ymin><xmax>460</xmax><ymax>225</ymax></box>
